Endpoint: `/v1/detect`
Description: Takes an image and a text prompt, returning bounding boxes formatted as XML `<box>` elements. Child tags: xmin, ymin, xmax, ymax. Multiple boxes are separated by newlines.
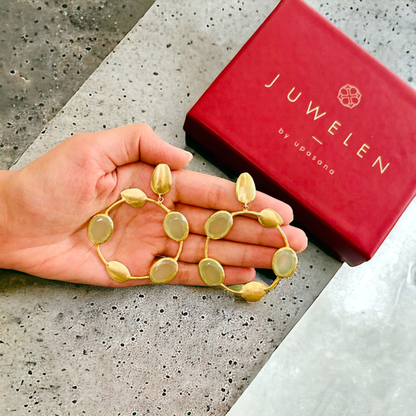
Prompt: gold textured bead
<box><xmin>151</xmin><ymin>163</ymin><xmax>172</xmax><ymax>195</ymax></box>
<box><xmin>236</xmin><ymin>172</ymin><xmax>256</xmax><ymax>205</ymax></box>
<box><xmin>258</xmin><ymin>208</ymin><xmax>283</xmax><ymax>228</ymax></box>
<box><xmin>240</xmin><ymin>282</ymin><xmax>267</xmax><ymax>302</ymax></box>
<box><xmin>106</xmin><ymin>261</ymin><xmax>131</xmax><ymax>282</ymax></box>
<box><xmin>204</xmin><ymin>211</ymin><xmax>233</xmax><ymax>240</ymax></box>
<box><xmin>198</xmin><ymin>258</ymin><xmax>225</xmax><ymax>286</ymax></box>
<box><xmin>272</xmin><ymin>247</ymin><xmax>298</xmax><ymax>278</ymax></box>
<box><xmin>121</xmin><ymin>189</ymin><xmax>147</xmax><ymax>207</ymax></box>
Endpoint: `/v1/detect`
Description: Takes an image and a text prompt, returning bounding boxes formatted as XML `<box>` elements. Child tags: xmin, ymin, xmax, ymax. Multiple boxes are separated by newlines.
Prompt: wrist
<box><xmin>0</xmin><ymin>169</ymin><xmax>19</xmax><ymax>269</ymax></box>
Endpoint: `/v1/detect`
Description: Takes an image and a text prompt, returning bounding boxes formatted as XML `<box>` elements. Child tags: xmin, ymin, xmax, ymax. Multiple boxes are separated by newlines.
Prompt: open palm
<box><xmin>0</xmin><ymin>124</ymin><xmax>307</xmax><ymax>287</ymax></box>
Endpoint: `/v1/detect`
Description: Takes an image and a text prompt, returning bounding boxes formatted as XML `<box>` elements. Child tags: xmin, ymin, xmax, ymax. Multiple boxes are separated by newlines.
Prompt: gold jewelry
<box><xmin>198</xmin><ymin>173</ymin><xmax>298</xmax><ymax>302</ymax></box>
<box><xmin>87</xmin><ymin>164</ymin><xmax>189</xmax><ymax>284</ymax></box>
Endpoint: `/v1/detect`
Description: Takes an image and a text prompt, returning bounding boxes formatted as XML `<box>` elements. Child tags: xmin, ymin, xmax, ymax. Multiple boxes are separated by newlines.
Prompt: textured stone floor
<box><xmin>0</xmin><ymin>1</ymin><xmax>341</xmax><ymax>414</ymax></box>
<box><xmin>228</xmin><ymin>199</ymin><xmax>416</xmax><ymax>416</ymax></box>
<box><xmin>228</xmin><ymin>0</ymin><xmax>416</xmax><ymax>415</ymax></box>
<box><xmin>0</xmin><ymin>0</ymin><xmax>154</xmax><ymax>169</ymax></box>
<box><xmin>1</xmin><ymin>0</ymin><xmax>414</xmax><ymax>415</ymax></box>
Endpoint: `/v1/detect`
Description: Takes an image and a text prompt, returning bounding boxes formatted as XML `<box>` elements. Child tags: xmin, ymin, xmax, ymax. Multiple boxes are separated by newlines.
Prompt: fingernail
<box><xmin>297</xmin><ymin>237</ymin><xmax>308</xmax><ymax>253</ymax></box>
<box><xmin>184</xmin><ymin>150</ymin><xmax>193</xmax><ymax>164</ymax></box>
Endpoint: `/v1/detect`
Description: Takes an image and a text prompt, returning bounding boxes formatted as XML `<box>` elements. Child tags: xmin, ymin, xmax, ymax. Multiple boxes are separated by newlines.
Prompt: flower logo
<box><xmin>337</xmin><ymin>84</ymin><xmax>362</xmax><ymax>109</ymax></box>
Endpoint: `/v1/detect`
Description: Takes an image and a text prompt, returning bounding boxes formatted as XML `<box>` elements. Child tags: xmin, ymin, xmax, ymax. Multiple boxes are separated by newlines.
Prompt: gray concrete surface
<box><xmin>2</xmin><ymin>0</ymin><xmax>414</xmax><ymax>414</ymax></box>
<box><xmin>0</xmin><ymin>1</ymin><xmax>342</xmax><ymax>414</ymax></box>
<box><xmin>0</xmin><ymin>0</ymin><xmax>154</xmax><ymax>169</ymax></box>
<box><xmin>226</xmin><ymin>3</ymin><xmax>416</xmax><ymax>414</ymax></box>
<box><xmin>228</xmin><ymin>199</ymin><xmax>416</xmax><ymax>416</ymax></box>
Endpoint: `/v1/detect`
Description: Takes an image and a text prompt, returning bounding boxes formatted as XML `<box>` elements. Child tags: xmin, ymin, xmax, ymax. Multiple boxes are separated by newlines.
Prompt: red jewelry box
<box><xmin>184</xmin><ymin>0</ymin><xmax>416</xmax><ymax>266</ymax></box>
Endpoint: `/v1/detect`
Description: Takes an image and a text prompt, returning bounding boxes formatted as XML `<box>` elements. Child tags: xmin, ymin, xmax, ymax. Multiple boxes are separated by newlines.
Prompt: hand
<box><xmin>0</xmin><ymin>124</ymin><xmax>307</xmax><ymax>287</ymax></box>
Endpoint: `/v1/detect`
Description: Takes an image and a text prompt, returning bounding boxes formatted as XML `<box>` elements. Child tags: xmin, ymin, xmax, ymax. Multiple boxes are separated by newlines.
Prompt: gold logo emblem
<box><xmin>337</xmin><ymin>84</ymin><xmax>362</xmax><ymax>109</ymax></box>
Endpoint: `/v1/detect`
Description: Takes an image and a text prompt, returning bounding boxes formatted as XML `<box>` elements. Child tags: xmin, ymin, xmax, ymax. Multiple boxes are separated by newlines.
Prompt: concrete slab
<box><xmin>0</xmin><ymin>1</ymin><xmax>341</xmax><ymax>414</ymax></box>
<box><xmin>3</xmin><ymin>0</ymin><xmax>414</xmax><ymax>414</ymax></box>
<box><xmin>0</xmin><ymin>0</ymin><xmax>154</xmax><ymax>170</ymax></box>
<box><xmin>226</xmin><ymin>1</ymin><xmax>416</xmax><ymax>414</ymax></box>
<box><xmin>227</xmin><ymin>198</ymin><xmax>416</xmax><ymax>416</ymax></box>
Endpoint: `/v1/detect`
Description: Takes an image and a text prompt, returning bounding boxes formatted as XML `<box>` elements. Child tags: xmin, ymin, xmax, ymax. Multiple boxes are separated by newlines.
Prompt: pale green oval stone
<box><xmin>205</xmin><ymin>211</ymin><xmax>233</xmax><ymax>240</ymax></box>
<box><xmin>150</xmin><ymin>257</ymin><xmax>178</xmax><ymax>284</ymax></box>
<box><xmin>198</xmin><ymin>258</ymin><xmax>225</xmax><ymax>286</ymax></box>
<box><xmin>272</xmin><ymin>247</ymin><xmax>298</xmax><ymax>278</ymax></box>
<box><xmin>163</xmin><ymin>212</ymin><xmax>189</xmax><ymax>242</ymax></box>
<box><xmin>88</xmin><ymin>214</ymin><xmax>113</xmax><ymax>244</ymax></box>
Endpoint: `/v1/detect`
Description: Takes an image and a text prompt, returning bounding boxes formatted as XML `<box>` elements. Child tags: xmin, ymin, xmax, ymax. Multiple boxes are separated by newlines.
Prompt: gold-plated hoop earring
<box><xmin>87</xmin><ymin>164</ymin><xmax>189</xmax><ymax>284</ymax></box>
<box><xmin>198</xmin><ymin>173</ymin><xmax>298</xmax><ymax>302</ymax></box>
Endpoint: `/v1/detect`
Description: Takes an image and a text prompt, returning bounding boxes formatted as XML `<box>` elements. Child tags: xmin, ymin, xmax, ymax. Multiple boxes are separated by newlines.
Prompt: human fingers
<box><xmin>66</xmin><ymin>124</ymin><xmax>193</xmax><ymax>173</ymax></box>
<box><xmin>173</xmin><ymin>169</ymin><xmax>294</xmax><ymax>225</ymax></box>
<box><xmin>76</xmin><ymin>260</ymin><xmax>255</xmax><ymax>288</ymax></box>
<box><xmin>176</xmin><ymin>203</ymin><xmax>307</xmax><ymax>253</ymax></box>
<box><xmin>167</xmin><ymin>262</ymin><xmax>255</xmax><ymax>287</ymax></box>
<box><xmin>161</xmin><ymin>234</ymin><xmax>285</xmax><ymax>269</ymax></box>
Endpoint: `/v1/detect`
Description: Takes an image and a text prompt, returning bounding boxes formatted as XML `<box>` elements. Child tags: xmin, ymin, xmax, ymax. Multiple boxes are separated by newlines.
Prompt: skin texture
<box><xmin>0</xmin><ymin>124</ymin><xmax>307</xmax><ymax>287</ymax></box>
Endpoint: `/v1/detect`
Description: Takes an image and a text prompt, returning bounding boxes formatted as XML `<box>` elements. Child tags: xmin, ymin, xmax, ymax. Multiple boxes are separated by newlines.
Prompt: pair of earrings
<box><xmin>87</xmin><ymin>164</ymin><xmax>298</xmax><ymax>302</ymax></box>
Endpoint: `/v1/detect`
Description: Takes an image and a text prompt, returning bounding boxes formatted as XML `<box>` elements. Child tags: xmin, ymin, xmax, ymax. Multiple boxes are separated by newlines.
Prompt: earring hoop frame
<box><xmin>198</xmin><ymin>172</ymin><xmax>298</xmax><ymax>302</ymax></box>
<box><xmin>88</xmin><ymin>164</ymin><xmax>189</xmax><ymax>284</ymax></box>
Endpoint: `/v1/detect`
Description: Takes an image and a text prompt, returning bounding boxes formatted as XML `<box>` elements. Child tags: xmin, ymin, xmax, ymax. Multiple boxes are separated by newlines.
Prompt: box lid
<box><xmin>184</xmin><ymin>0</ymin><xmax>416</xmax><ymax>265</ymax></box>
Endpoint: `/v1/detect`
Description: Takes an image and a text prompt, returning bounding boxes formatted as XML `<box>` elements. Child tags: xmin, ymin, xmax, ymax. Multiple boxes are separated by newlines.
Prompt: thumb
<box><xmin>82</xmin><ymin>123</ymin><xmax>193</xmax><ymax>172</ymax></box>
